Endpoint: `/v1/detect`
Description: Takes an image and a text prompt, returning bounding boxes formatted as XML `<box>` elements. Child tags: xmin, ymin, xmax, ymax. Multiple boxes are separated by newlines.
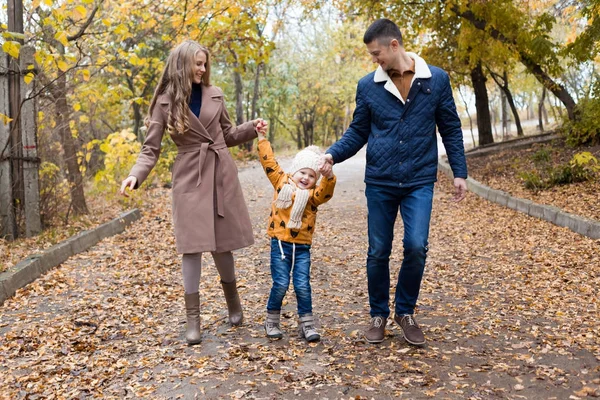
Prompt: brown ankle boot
<box><xmin>221</xmin><ymin>280</ymin><xmax>243</xmax><ymax>326</ymax></box>
<box><xmin>184</xmin><ymin>292</ymin><xmax>201</xmax><ymax>345</ymax></box>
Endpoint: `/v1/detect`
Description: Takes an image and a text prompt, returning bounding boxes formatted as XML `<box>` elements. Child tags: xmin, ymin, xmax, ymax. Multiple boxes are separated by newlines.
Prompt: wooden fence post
<box><xmin>0</xmin><ymin>50</ymin><xmax>17</xmax><ymax>239</ymax></box>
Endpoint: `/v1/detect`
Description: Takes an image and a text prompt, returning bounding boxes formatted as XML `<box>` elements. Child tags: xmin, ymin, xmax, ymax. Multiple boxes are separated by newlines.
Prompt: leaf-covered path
<box><xmin>1</xmin><ymin>152</ymin><xmax>599</xmax><ymax>399</ymax></box>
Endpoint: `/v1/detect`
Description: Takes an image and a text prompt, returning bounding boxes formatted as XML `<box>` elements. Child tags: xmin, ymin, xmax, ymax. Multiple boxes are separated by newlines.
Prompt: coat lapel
<box><xmin>199</xmin><ymin>86</ymin><xmax>223</xmax><ymax>129</ymax></box>
<box><xmin>187</xmin><ymin>108</ymin><xmax>214</xmax><ymax>142</ymax></box>
<box><xmin>158</xmin><ymin>94</ymin><xmax>214</xmax><ymax>142</ymax></box>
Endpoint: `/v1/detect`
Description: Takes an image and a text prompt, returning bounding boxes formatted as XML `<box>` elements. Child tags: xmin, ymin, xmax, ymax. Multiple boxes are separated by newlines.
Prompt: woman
<box><xmin>119</xmin><ymin>40</ymin><xmax>267</xmax><ymax>345</ymax></box>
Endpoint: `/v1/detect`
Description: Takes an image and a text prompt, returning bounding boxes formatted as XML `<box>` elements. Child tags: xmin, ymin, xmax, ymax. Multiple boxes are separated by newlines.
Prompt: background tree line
<box><xmin>1</xmin><ymin>0</ymin><xmax>598</xmax><ymax>238</ymax></box>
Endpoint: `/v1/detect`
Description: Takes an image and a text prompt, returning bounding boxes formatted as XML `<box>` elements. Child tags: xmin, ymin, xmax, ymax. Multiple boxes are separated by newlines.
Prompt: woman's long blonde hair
<box><xmin>146</xmin><ymin>40</ymin><xmax>211</xmax><ymax>135</ymax></box>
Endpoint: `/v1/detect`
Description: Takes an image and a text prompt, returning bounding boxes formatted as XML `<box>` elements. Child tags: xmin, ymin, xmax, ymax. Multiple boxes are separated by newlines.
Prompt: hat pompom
<box><xmin>303</xmin><ymin>145</ymin><xmax>321</xmax><ymax>155</ymax></box>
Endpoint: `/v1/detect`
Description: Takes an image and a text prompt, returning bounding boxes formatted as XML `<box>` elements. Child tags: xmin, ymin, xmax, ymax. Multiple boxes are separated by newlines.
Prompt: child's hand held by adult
<box><xmin>253</xmin><ymin>119</ymin><xmax>269</xmax><ymax>136</ymax></box>
<box><xmin>323</xmin><ymin>169</ymin><xmax>335</xmax><ymax>179</ymax></box>
<box><xmin>318</xmin><ymin>154</ymin><xmax>333</xmax><ymax>177</ymax></box>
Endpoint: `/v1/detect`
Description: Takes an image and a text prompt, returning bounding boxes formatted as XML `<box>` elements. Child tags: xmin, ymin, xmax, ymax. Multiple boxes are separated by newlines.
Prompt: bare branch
<box><xmin>67</xmin><ymin>1</ymin><xmax>104</xmax><ymax>41</ymax></box>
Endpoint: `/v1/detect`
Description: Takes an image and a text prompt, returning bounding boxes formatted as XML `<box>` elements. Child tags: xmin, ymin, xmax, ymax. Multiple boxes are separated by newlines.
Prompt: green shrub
<box><xmin>90</xmin><ymin>128</ymin><xmax>179</xmax><ymax>194</ymax></box>
<box><xmin>229</xmin><ymin>145</ymin><xmax>258</xmax><ymax>162</ymax></box>
<box><xmin>520</xmin><ymin>152</ymin><xmax>599</xmax><ymax>191</ymax></box>
<box><xmin>564</xmin><ymin>96</ymin><xmax>600</xmax><ymax>146</ymax></box>
<box><xmin>39</xmin><ymin>161</ymin><xmax>70</xmax><ymax>225</ymax></box>
<box><xmin>531</xmin><ymin>147</ymin><xmax>552</xmax><ymax>163</ymax></box>
<box><xmin>154</xmin><ymin>138</ymin><xmax>177</xmax><ymax>186</ymax></box>
<box><xmin>518</xmin><ymin>170</ymin><xmax>547</xmax><ymax>191</ymax></box>
<box><xmin>569</xmin><ymin>151</ymin><xmax>600</xmax><ymax>181</ymax></box>
<box><xmin>548</xmin><ymin>164</ymin><xmax>576</xmax><ymax>186</ymax></box>
<box><xmin>91</xmin><ymin>129</ymin><xmax>141</xmax><ymax>195</ymax></box>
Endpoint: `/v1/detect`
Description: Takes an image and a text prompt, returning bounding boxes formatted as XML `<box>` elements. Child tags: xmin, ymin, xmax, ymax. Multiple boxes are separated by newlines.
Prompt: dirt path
<box><xmin>1</xmin><ymin>151</ymin><xmax>599</xmax><ymax>399</ymax></box>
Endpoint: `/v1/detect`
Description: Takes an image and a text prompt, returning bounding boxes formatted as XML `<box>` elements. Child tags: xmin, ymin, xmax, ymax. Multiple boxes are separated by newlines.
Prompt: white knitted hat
<box><xmin>290</xmin><ymin>145</ymin><xmax>321</xmax><ymax>181</ymax></box>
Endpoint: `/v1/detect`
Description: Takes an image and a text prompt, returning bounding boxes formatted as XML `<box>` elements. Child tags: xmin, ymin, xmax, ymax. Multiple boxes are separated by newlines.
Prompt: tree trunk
<box><xmin>295</xmin><ymin>125</ymin><xmax>302</xmax><ymax>149</ymax></box>
<box><xmin>233</xmin><ymin>69</ymin><xmax>244</xmax><ymax>126</ymax></box>
<box><xmin>501</xmin><ymin>90</ymin><xmax>509</xmax><ymax>139</ymax></box>
<box><xmin>538</xmin><ymin>87</ymin><xmax>546</xmax><ymax>132</ymax></box>
<box><xmin>133</xmin><ymin>102</ymin><xmax>143</xmax><ymax>142</ymax></box>
<box><xmin>490</xmin><ymin>70</ymin><xmax>523</xmax><ymax>137</ymax></box>
<box><xmin>251</xmin><ymin>62</ymin><xmax>262</xmax><ymax>120</ymax></box>
<box><xmin>52</xmin><ymin>72</ymin><xmax>88</xmax><ymax>215</ymax></box>
<box><xmin>231</xmin><ymin>62</ymin><xmax>251</xmax><ymax>152</ymax></box>
<box><xmin>126</xmin><ymin>77</ymin><xmax>144</xmax><ymax>142</ymax></box>
<box><xmin>501</xmin><ymin>71</ymin><xmax>524</xmax><ymax>136</ymax></box>
<box><xmin>470</xmin><ymin>63</ymin><xmax>494</xmax><ymax>146</ymax></box>
<box><xmin>298</xmin><ymin>107</ymin><xmax>316</xmax><ymax>148</ymax></box>
<box><xmin>506</xmin><ymin>88</ymin><xmax>523</xmax><ymax>136</ymax></box>
<box><xmin>458</xmin><ymin>86</ymin><xmax>476</xmax><ymax>148</ymax></box>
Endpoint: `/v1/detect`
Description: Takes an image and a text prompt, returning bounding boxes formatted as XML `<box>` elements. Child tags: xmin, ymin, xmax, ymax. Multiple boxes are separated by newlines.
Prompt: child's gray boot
<box><xmin>298</xmin><ymin>313</ymin><xmax>320</xmax><ymax>342</ymax></box>
<box><xmin>265</xmin><ymin>310</ymin><xmax>284</xmax><ymax>339</ymax></box>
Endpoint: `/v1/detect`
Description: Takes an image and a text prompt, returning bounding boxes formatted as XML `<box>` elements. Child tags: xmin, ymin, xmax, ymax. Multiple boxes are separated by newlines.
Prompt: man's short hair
<box><xmin>363</xmin><ymin>19</ymin><xmax>403</xmax><ymax>46</ymax></box>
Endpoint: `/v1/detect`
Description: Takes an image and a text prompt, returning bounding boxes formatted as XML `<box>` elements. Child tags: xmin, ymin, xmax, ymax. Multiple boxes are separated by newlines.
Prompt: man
<box><xmin>319</xmin><ymin>19</ymin><xmax>468</xmax><ymax>346</ymax></box>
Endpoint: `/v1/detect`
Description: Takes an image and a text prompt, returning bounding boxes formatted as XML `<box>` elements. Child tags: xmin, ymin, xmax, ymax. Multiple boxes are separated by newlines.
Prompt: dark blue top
<box><xmin>189</xmin><ymin>83</ymin><xmax>202</xmax><ymax>118</ymax></box>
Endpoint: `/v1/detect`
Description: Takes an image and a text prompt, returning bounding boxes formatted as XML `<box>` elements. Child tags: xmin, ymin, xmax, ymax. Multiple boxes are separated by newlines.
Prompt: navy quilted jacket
<box><xmin>327</xmin><ymin>61</ymin><xmax>467</xmax><ymax>188</ymax></box>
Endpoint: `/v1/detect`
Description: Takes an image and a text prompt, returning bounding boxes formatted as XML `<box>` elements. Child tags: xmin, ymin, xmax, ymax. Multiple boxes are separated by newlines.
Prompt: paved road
<box><xmin>0</xmin><ymin>148</ymin><xmax>598</xmax><ymax>399</ymax></box>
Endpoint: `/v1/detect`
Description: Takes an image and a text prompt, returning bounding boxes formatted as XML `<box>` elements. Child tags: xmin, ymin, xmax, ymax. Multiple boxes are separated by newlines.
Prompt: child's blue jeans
<box><xmin>266</xmin><ymin>238</ymin><xmax>312</xmax><ymax>315</ymax></box>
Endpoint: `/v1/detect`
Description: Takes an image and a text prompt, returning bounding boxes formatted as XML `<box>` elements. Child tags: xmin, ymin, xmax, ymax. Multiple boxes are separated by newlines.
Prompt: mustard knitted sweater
<box><xmin>258</xmin><ymin>140</ymin><xmax>336</xmax><ymax>244</ymax></box>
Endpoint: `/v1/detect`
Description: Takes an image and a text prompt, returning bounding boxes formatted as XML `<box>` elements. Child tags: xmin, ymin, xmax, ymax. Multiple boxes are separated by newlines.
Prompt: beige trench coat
<box><xmin>129</xmin><ymin>85</ymin><xmax>257</xmax><ymax>254</ymax></box>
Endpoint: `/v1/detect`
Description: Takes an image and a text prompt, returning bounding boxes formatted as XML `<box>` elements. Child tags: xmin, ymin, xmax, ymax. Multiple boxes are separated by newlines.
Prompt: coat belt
<box><xmin>177</xmin><ymin>141</ymin><xmax>228</xmax><ymax>217</ymax></box>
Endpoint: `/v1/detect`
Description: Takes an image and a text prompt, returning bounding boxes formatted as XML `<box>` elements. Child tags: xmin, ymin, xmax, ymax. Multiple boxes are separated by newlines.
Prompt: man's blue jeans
<box><xmin>365</xmin><ymin>183</ymin><xmax>434</xmax><ymax>318</ymax></box>
<box><xmin>267</xmin><ymin>238</ymin><xmax>312</xmax><ymax>315</ymax></box>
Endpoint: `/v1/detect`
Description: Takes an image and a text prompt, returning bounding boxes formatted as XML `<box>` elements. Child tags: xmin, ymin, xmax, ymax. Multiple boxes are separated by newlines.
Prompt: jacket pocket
<box><xmin>171</xmin><ymin>153</ymin><xmax>200</xmax><ymax>194</ymax></box>
<box><xmin>211</xmin><ymin>94</ymin><xmax>224</xmax><ymax>104</ymax></box>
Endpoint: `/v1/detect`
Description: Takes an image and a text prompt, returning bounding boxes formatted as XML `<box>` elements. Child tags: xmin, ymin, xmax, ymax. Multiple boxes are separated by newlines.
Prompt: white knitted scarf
<box><xmin>274</xmin><ymin>178</ymin><xmax>310</xmax><ymax>230</ymax></box>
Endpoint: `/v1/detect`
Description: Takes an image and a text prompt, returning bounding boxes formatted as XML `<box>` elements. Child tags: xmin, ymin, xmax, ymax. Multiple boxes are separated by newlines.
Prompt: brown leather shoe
<box><xmin>394</xmin><ymin>313</ymin><xmax>426</xmax><ymax>346</ymax></box>
<box><xmin>364</xmin><ymin>316</ymin><xmax>387</xmax><ymax>343</ymax></box>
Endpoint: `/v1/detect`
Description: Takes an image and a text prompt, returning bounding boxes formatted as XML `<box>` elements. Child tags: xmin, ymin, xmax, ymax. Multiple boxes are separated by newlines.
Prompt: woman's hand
<box><xmin>253</xmin><ymin>118</ymin><xmax>269</xmax><ymax>140</ymax></box>
<box><xmin>119</xmin><ymin>176</ymin><xmax>137</xmax><ymax>197</ymax></box>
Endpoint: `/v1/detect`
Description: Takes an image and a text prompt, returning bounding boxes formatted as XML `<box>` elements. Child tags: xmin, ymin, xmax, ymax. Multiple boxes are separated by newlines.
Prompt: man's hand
<box><xmin>453</xmin><ymin>177</ymin><xmax>467</xmax><ymax>202</ymax></box>
<box><xmin>318</xmin><ymin>154</ymin><xmax>333</xmax><ymax>177</ymax></box>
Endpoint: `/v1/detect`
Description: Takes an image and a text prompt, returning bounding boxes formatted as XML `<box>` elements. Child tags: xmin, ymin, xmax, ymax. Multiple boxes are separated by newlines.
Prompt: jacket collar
<box><xmin>373</xmin><ymin>52</ymin><xmax>431</xmax><ymax>102</ymax></box>
<box><xmin>373</xmin><ymin>52</ymin><xmax>432</xmax><ymax>83</ymax></box>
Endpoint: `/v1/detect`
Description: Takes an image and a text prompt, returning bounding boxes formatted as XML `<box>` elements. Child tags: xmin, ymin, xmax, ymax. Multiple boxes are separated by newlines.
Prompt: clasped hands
<box><xmin>254</xmin><ymin>119</ymin><xmax>269</xmax><ymax>138</ymax></box>
<box><xmin>318</xmin><ymin>154</ymin><xmax>334</xmax><ymax>179</ymax></box>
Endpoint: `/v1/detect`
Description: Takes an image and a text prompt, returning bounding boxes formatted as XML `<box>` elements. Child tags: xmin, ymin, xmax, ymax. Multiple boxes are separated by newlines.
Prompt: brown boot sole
<box><xmin>365</xmin><ymin>336</ymin><xmax>384</xmax><ymax>344</ymax></box>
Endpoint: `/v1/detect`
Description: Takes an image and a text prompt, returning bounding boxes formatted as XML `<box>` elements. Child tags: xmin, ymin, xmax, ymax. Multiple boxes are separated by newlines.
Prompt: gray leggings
<box><xmin>181</xmin><ymin>251</ymin><xmax>236</xmax><ymax>294</ymax></box>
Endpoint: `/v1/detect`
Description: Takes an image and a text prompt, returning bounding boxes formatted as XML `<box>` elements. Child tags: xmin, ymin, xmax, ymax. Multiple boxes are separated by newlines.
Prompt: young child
<box><xmin>257</xmin><ymin>132</ymin><xmax>336</xmax><ymax>342</ymax></box>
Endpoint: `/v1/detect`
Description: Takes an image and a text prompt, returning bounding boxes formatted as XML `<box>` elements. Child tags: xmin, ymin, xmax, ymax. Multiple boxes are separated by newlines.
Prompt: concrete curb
<box><xmin>438</xmin><ymin>159</ymin><xmax>600</xmax><ymax>240</ymax></box>
<box><xmin>465</xmin><ymin>132</ymin><xmax>560</xmax><ymax>159</ymax></box>
<box><xmin>0</xmin><ymin>209</ymin><xmax>141</xmax><ymax>305</ymax></box>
